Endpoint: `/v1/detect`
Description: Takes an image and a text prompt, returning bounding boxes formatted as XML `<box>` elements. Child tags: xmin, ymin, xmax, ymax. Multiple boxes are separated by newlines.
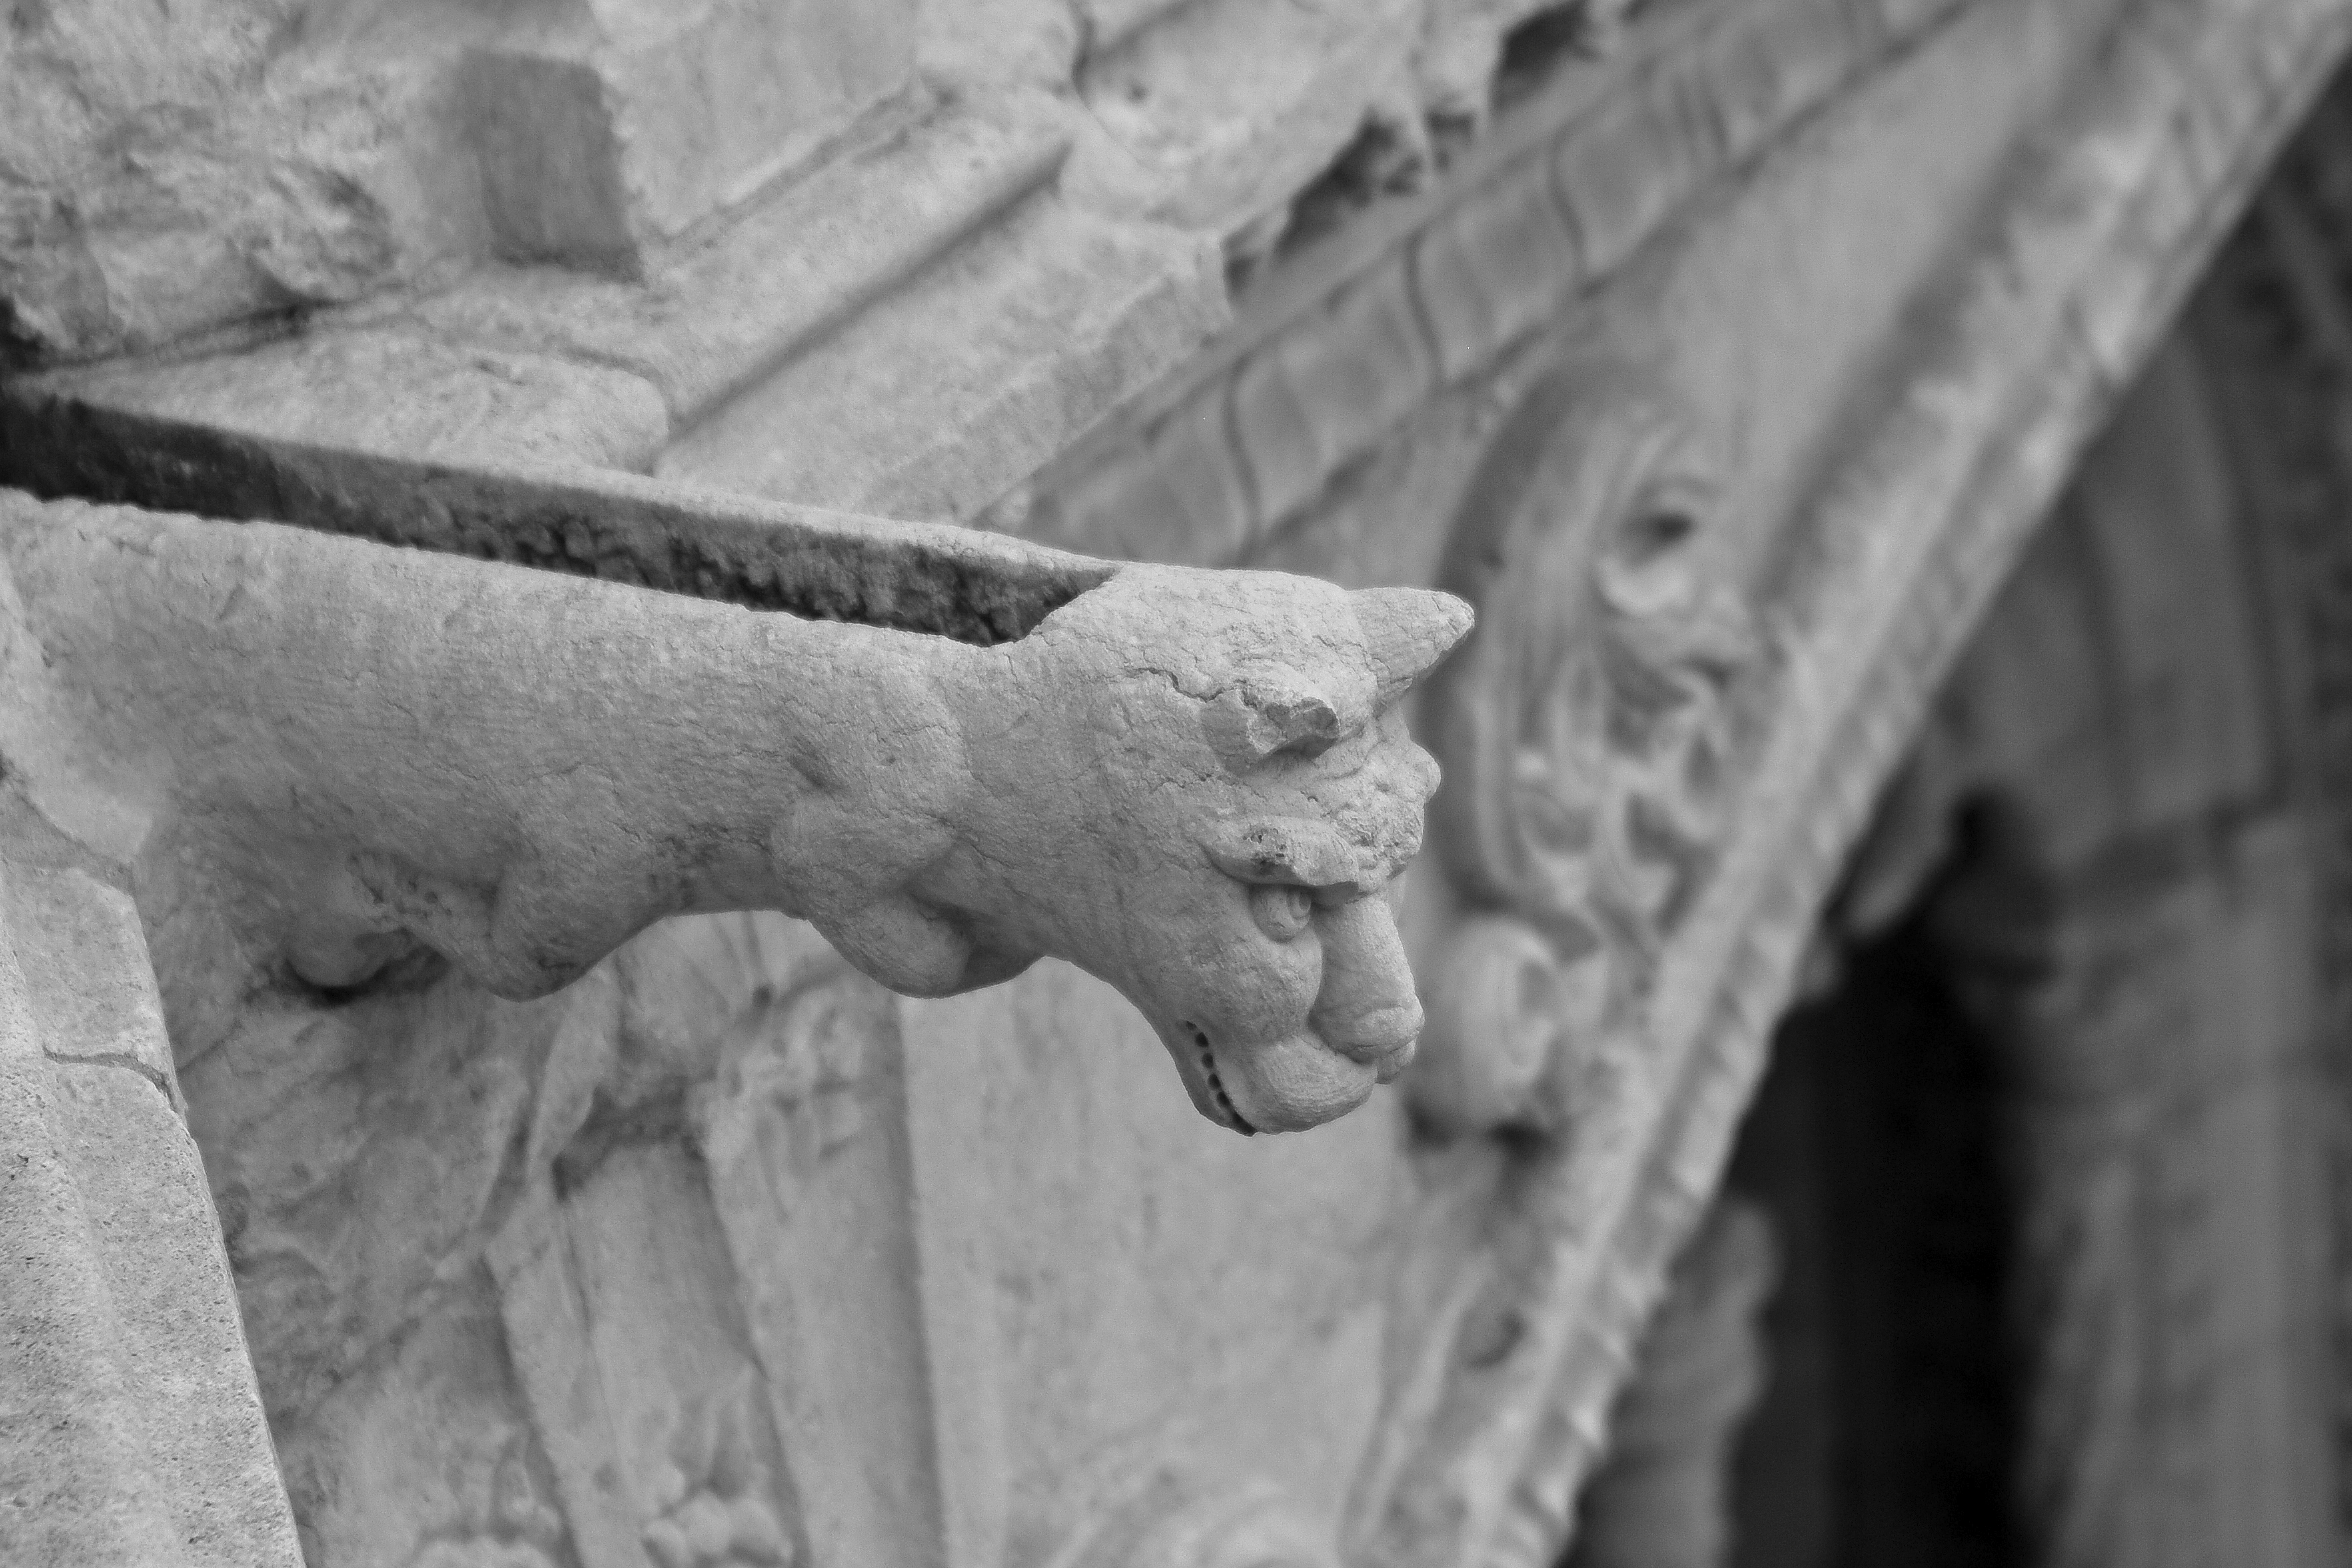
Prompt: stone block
<box><xmin>464</xmin><ymin>0</ymin><xmax>917</xmax><ymax>270</ymax></box>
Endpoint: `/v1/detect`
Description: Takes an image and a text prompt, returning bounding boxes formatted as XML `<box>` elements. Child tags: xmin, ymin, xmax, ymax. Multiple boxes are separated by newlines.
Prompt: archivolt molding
<box><xmin>1341</xmin><ymin>0</ymin><xmax>2352</xmax><ymax>1563</ymax></box>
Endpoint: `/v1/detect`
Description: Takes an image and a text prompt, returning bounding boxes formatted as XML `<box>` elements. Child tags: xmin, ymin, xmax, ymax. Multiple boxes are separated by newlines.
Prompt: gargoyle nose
<box><xmin>1306</xmin><ymin>896</ymin><xmax>1423</xmax><ymax>1075</ymax></box>
<box><xmin>1311</xmin><ymin>996</ymin><xmax>1423</xmax><ymax>1063</ymax></box>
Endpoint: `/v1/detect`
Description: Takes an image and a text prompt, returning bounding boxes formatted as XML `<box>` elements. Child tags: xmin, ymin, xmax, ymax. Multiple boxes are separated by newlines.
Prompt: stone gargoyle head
<box><xmin>906</xmin><ymin>566</ymin><xmax>1473</xmax><ymax>1134</ymax></box>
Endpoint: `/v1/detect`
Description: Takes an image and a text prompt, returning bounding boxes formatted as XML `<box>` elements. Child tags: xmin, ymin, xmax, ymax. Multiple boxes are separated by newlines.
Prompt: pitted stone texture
<box><xmin>0</xmin><ymin>862</ymin><xmax>298</xmax><ymax>1568</ymax></box>
<box><xmin>6</xmin><ymin>865</ymin><xmax>179</xmax><ymax>1102</ymax></box>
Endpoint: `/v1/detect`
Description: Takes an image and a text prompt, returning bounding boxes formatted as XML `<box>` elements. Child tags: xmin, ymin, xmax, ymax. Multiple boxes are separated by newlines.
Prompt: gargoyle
<box><xmin>0</xmin><ymin>491</ymin><xmax>1469</xmax><ymax>1134</ymax></box>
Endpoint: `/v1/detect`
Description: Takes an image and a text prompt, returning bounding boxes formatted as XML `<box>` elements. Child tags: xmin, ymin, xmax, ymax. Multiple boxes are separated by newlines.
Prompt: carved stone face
<box><xmin>1144</xmin><ymin>723</ymin><xmax>1439</xmax><ymax>1135</ymax></box>
<box><xmin>959</xmin><ymin>564</ymin><xmax>1470</xmax><ymax>1134</ymax></box>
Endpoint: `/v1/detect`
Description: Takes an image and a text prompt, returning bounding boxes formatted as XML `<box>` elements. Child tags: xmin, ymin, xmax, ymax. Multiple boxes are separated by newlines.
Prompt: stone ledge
<box><xmin>388</xmin><ymin>99</ymin><xmax>1075</xmax><ymax>430</ymax></box>
<box><xmin>21</xmin><ymin>332</ymin><xmax>672</xmax><ymax>476</ymax></box>
<box><xmin>655</xmin><ymin>193</ymin><xmax>1225</xmax><ymax>519</ymax></box>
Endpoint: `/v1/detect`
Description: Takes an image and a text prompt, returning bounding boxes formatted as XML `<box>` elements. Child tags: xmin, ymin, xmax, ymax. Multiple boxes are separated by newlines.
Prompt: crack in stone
<box><xmin>45</xmin><ymin>1048</ymin><xmax>176</xmax><ymax>1105</ymax></box>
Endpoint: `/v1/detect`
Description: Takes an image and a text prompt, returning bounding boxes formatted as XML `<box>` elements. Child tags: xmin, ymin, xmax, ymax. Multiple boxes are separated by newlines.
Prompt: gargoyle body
<box><xmin>0</xmin><ymin>494</ymin><xmax>1469</xmax><ymax>1132</ymax></box>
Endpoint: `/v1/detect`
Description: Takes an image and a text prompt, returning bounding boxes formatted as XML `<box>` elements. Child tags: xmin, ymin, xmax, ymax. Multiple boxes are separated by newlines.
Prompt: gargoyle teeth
<box><xmin>1187</xmin><ymin>1022</ymin><xmax>1257</xmax><ymax>1136</ymax></box>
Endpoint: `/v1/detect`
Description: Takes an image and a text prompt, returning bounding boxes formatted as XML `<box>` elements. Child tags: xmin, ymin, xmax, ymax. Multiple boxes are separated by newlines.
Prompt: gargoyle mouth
<box><xmin>1174</xmin><ymin>1020</ymin><xmax>1385</xmax><ymax>1134</ymax></box>
<box><xmin>1183</xmin><ymin>1021</ymin><xmax>1259</xmax><ymax>1135</ymax></box>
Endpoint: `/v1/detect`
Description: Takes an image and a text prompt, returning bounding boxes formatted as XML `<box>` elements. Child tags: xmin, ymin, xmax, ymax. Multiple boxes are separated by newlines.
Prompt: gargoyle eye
<box><xmin>1249</xmin><ymin>884</ymin><xmax>1315</xmax><ymax>942</ymax></box>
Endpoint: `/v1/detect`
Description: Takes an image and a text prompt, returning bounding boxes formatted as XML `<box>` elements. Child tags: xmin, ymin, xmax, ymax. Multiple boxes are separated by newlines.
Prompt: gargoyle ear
<box><xmin>1352</xmin><ymin>586</ymin><xmax>1475</xmax><ymax>709</ymax></box>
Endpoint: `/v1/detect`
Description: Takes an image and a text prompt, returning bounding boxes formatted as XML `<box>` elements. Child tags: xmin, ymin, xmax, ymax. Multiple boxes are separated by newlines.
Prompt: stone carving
<box><xmin>0</xmin><ymin>491</ymin><xmax>1467</xmax><ymax>1133</ymax></box>
<box><xmin>694</xmin><ymin>972</ymin><xmax>875</xmax><ymax>1220</ymax></box>
<box><xmin>408</xmin><ymin>1427</ymin><xmax>571</xmax><ymax>1568</ymax></box>
<box><xmin>1407</xmin><ymin>364</ymin><xmax>1749</xmax><ymax>1136</ymax></box>
<box><xmin>640</xmin><ymin>1377</ymin><xmax>795</xmax><ymax>1568</ymax></box>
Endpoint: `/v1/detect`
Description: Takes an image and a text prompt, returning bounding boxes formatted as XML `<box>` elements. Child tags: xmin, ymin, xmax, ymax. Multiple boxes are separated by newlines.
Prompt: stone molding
<box><xmin>1407</xmin><ymin>361</ymin><xmax>1750</xmax><ymax>1139</ymax></box>
<box><xmin>1566</xmin><ymin>1199</ymin><xmax>1775</xmax><ymax>1568</ymax></box>
<box><xmin>1315</xmin><ymin>0</ymin><xmax>2352</xmax><ymax>1563</ymax></box>
<box><xmin>1003</xmin><ymin>0</ymin><xmax>1972</xmax><ymax>564</ymax></box>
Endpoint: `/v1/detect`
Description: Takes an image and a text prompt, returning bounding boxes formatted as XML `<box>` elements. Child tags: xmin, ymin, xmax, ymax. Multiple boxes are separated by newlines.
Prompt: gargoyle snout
<box><xmin>1169</xmin><ymin>889</ymin><xmax>1429</xmax><ymax>1135</ymax></box>
<box><xmin>1305</xmin><ymin>894</ymin><xmax>1421</xmax><ymax>1082</ymax></box>
<box><xmin>1205</xmin><ymin>1032</ymin><xmax>1381</xmax><ymax>1134</ymax></box>
<box><xmin>1310</xmin><ymin>992</ymin><xmax>1423</xmax><ymax>1082</ymax></box>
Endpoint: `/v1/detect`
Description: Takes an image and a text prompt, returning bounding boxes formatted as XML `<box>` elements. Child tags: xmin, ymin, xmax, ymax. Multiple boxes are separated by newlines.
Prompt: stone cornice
<box><xmin>3</xmin><ymin>0</ymin><xmax>1984</xmax><ymax>542</ymax></box>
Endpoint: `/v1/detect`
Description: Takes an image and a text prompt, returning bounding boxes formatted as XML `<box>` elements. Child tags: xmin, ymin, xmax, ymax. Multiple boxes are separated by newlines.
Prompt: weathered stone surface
<box><xmin>1570</xmin><ymin>1201</ymin><xmax>1774</xmax><ymax>1568</ymax></box>
<box><xmin>1067</xmin><ymin>0</ymin><xmax>1424</xmax><ymax>238</ymax></box>
<box><xmin>0</xmin><ymin>940</ymin><xmax>189</xmax><ymax>1568</ymax></box>
<box><xmin>0</xmin><ymin>859</ymin><xmax>298</xmax><ymax>1567</ymax></box>
<box><xmin>0</xmin><ymin>0</ymin><xmax>475</xmax><ymax>364</ymax></box>
<box><xmin>1013</xmin><ymin>0</ymin><xmax>1980</xmax><ymax>562</ymax></box>
<box><xmin>0</xmin><ymin>0</ymin><xmax>1674</xmax><ymax>422</ymax></box>
<box><xmin>29</xmin><ymin>329</ymin><xmax>672</xmax><ymax>474</ymax></box>
<box><xmin>15</xmin><ymin>3</ymin><xmax>2352</xmax><ymax>1568</ymax></box>
<box><xmin>0</xmin><ymin>0</ymin><xmax>917</xmax><ymax>361</ymax></box>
